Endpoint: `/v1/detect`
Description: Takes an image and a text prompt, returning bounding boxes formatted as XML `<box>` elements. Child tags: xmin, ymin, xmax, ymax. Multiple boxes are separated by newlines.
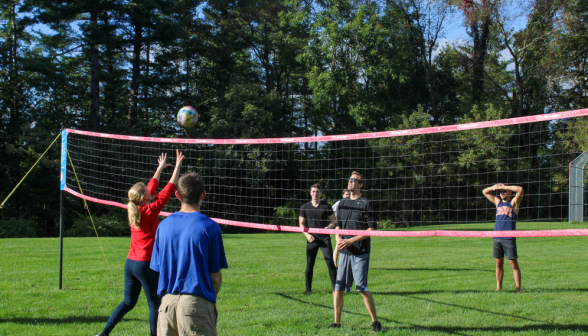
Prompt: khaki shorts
<box><xmin>158</xmin><ymin>293</ymin><xmax>218</xmax><ymax>336</ymax></box>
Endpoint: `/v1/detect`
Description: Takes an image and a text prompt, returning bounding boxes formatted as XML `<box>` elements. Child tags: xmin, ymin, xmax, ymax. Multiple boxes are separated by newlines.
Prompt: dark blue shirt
<box><xmin>336</xmin><ymin>196</ymin><xmax>376</xmax><ymax>255</ymax></box>
<box><xmin>494</xmin><ymin>200</ymin><xmax>517</xmax><ymax>240</ymax></box>
<box><xmin>150</xmin><ymin>211</ymin><xmax>228</xmax><ymax>303</ymax></box>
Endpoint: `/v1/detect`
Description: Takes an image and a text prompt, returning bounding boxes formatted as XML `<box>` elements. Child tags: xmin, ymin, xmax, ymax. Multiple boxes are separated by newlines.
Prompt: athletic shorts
<box><xmin>493</xmin><ymin>239</ymin><xmax>518</xmax><ymax>260</ymax></box>
<box><xmin>334</xmin><ymin>253</ymin><xmax>370</xmax><ymax>292</ymax></box>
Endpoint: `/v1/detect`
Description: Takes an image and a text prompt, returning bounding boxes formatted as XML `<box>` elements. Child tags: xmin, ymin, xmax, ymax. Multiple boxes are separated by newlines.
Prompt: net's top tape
<box><xmin>66</xmin><ymin>108</ymin><xmax>588</xmax><ymax>145</ymax></box>
<box><xmin>64</xmin><ymin>186</ymin><xmax>588</xmax><ymax>238</ymax></box>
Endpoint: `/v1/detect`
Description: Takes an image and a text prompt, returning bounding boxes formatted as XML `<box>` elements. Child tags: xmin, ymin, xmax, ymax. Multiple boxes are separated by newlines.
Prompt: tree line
<box><xmin>1</xmin><ymin>0</ymin><xmax>588</xmax><ymax>237</ymax></box>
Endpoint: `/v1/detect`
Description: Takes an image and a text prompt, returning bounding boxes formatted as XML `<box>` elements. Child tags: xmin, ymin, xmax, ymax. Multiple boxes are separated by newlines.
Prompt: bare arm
<box><xmin>152</xmin><ymin>153</ymin><xmax>172</xmax><ymax>181</ymax></box>
<box><xmin>504</xmin><ymin>185</ymin><xmax>524</xmax><ymax>211</ymax></box>
<box><xmin>210</xmin><ymin>271</ymin><xmax>222</xmax><ymax>295</ymax></box>
<box><xmin>299</xmin><ymin>216</ymin><xmax>315</xmax><ymax>242</ymax></box>
<box><xmin>483</xmin><ymin>184</ymin><xmax>501</xmax><ymax>206</ymax></box>
<box><xmin>169</xmin><ymin>149</ymin><xmax>185</xmax><ymax>185</ymax></box>
<box><xmin>325</xmin><ymin>214</ymin><xmax>336</xmax><ymax>229</ymax></box>
<box><xmin>337</xmin><ymin>228</ymin><xmax>373</xmax><ymax>250</ymax></box>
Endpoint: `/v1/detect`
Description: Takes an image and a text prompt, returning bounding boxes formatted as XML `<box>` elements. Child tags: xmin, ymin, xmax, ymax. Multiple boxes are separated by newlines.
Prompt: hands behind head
<box><xmin>175</xmin><ymin>148</ymin><xmax>185</xmax><ymax>166</ymax></box>
<box><xmin>493</xmin><ymin>183</ymin><xmax>505</xmax><ymax>191</ymax></box>
<box><xmin>158</xmin><ymin>153</ymin><xmax>172</xmax><ymax>170</ymax></box>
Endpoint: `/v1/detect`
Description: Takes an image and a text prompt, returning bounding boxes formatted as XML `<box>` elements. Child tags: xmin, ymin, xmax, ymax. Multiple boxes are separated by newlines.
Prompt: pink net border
<box><xmin>64</xmin><ymin>187</ymin><xmax>588</xmax><ymax>238</ymax></box>
<box><xmin>66</xmin><ymin>108</ymin><xmax>588</xmax><ymax>145</ymax></box>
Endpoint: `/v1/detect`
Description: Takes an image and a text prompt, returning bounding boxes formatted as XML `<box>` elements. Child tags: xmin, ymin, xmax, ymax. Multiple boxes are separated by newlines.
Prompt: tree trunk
<box><xmin>144</xmin><ymin>29</ymin><xmax>150</xmax><ymax>121</ymax></box>
<box><xmin>427</xmin><ymin>56</ymin><xmax>438</xmax><ymax>124</ymax></box>
<box><xmin>471</xmin><ymin>18</ymin><xmax>490</xmax><ymax>101</ymax></box>
<box><xmin>129</xmin><ymin>21</ymin><xmax>142</xmax><ymax>126</ymax></box>
<box><xmin>514</xmin><ymin>60</ymin><xmax>524</xmax><ymax>117</ymax></box>
<box><xmin>464</xmin><ymin>0</ymin><xmax>492</xmax><ymax>102</ymax></box>
<box><xmin>89</xmin><ymin>6</ymin><xmax>100</xmax><ymax>131</ymax></box>
<box><xmin>9</xmin><ymin>1</ymin><xmax>17</xmax><ymax>132</ymax></box>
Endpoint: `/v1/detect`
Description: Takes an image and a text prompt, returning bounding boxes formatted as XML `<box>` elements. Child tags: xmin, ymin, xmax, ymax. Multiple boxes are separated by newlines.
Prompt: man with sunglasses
<box><xmin>483</xmin><ymin>183</ymin><xmax>524</xmax><ymax>293</ymax></box>
<box><xmin>329</xmin><ymin>171</ymin><xmax>382</xmax><ymax>333</ymax></box>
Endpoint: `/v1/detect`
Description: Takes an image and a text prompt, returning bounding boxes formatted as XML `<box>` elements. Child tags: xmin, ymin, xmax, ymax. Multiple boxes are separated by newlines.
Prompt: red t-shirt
<box><xmin>127</xmin><ymin>178</ymin><xmax>176</xmax><ymax>261</ymax></box>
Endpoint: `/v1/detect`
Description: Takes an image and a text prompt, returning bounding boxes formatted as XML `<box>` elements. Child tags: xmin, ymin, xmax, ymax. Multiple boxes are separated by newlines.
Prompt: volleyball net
<box><xmin>60</xmin><ymin>109</ymin><xmax>588</xmax><ymax>237</ymax></box>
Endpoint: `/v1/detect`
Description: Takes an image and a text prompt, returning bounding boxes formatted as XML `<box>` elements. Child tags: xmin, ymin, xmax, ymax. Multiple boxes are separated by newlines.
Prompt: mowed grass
<box><xmin>1</xmin><ymin>232</ymin><xmax>588</xmax><ymax>335</ymax></box>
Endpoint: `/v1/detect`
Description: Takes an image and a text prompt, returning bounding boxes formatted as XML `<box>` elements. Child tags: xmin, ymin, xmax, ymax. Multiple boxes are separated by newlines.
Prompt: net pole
<box><xmin>59</xmin><ymin>188</ymin><xmax>64</xmax><ymax>290</ymax></box>
<box><xmin>59</xmin><ymin>129</ymin><xmax>67</xmax><ymax>290</ymax></box>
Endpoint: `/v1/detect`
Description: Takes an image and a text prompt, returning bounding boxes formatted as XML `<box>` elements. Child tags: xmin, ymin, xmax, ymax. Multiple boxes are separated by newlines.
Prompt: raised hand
<box><xmin>157</xmin><ymin>153</ymin><xmax>172</xmax><ymax>170</ymax></box>
<box><xmin>170</xmin><ymin>149</ymin><xmax>185</xmax><ymax>186</ymax></box>
<box><xmin>175</xmin><ymin>149</ymin><xmax>185</xmax><ymax>166</ymax></box>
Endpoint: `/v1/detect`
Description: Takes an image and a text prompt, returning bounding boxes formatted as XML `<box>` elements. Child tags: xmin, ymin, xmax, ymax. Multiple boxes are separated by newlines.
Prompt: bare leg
<box><xmin>359</xmin><ymin>291</ymin><xmax>378</xmax><ymax>322</ymax></box>
<box><xmin>508</xmin><ymin>259</ymin><xmax>521</xmax><ymax>293</ymax></box>
<box><xmin>334</xmin><ymin>291</ymin><xmax>344</xmax><ymax>324</ymax></box>
<box><xmin>495</xmin><ymin>258</ymin><xmax>504</xmax><ymax>291</ymax></box>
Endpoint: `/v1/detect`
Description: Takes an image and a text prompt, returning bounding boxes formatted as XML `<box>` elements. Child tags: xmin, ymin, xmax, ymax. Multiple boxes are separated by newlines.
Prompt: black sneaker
<box><xmin>371</xmin><ymin>321</ymin><xmax>382</xmax><ymax>333</ymax></box>
<box><xmin>95</xmin><ymin>331</ymin><xmax>109</xmax><ymax>336</ymax></box>
<box><xmin>328</xmin><ymin>323</ymin><xmax>342</xmax><ymax>329</ymax></box>
<box><xmin>304</xmin><ymin>289</ymin><xmax>312</xmax><ymax>295</ymax></box>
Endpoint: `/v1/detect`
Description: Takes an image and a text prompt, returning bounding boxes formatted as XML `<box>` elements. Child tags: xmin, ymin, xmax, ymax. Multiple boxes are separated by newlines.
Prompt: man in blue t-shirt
<box><xmin>151</xmin><ymin>172</ymin><xmax>228</xmax><ymax>336</ymax></box>
<box><xmin>483</xmin><ymin>183</ymin><xmax>524</xmax><ymax>293</ymax></box>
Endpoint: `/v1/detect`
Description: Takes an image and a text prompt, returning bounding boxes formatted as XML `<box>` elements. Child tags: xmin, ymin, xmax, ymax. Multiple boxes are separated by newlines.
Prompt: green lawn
<box><xmin>1</xmin><ymin>233</ymin><xmax>588</xmax><ymax>335</ymax></box>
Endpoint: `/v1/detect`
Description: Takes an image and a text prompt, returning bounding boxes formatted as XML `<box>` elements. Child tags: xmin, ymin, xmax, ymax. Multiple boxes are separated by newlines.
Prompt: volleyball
<box><xmin>177</xmin><ymin>106</ymin><xmax>198</xmax><ymax>128</ymax></box>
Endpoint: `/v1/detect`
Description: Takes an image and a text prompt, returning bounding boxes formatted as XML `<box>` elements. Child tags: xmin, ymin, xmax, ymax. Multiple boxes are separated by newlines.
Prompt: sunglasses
<box><xmin>348</xmin><ymin>178</ymin><xmax>361</xmax><ymax>183</ymax></box>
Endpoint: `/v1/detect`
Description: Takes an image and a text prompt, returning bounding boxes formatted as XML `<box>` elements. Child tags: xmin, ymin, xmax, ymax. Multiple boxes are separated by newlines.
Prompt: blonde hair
<box><xmin>127</xmin><ymin>182</ymin><xmax>146</xmax><ymax>230</ymax></box>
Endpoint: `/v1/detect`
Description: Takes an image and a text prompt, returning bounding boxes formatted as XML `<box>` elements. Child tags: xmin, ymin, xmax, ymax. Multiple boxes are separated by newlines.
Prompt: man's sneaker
<box><xmin>304</xmin><ymin>289</ymin><xmax>312</xmax><ymax>295</ymax></box>
<box><xmin>371</xmin><ymin>321</ymin><xmax>382</xmax><ymax>333</ymax></box>
<box><xmin>328</xmin><ymin>323</ymin><xmax>342</xmax><ymax>329</ymax></box>
<box><xmin>95</xmin><ymin>331</ymin><xmax>109</xmax><ymax>336</ymax></box>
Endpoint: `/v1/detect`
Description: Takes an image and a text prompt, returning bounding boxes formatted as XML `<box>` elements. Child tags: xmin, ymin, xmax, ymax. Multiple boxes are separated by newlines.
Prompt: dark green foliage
<box><xmin>65</xmin><ymin>210</ymin><xmax>129</xmax><ymax>237</ymax></box>
<box><xmin>0</xmin><ymin>218</ymin><xmax>37</xmax><ymax>238</ymax></box>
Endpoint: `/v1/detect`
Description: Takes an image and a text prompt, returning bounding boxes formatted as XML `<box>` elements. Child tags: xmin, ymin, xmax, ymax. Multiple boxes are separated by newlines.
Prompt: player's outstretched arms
<box><xmin>152</xmin><ymin>153</ymin><xmax>172</xmax><ymax>181</ymax></box>
<box><xmin>483</xmin><ymin>184</ymin><xmax>501</xmax><ymax>206</ymax></box>
<box><xmin>169</xmin><ymin>149</ymin><xmax>185</xmax><ymax>185</ymax></box>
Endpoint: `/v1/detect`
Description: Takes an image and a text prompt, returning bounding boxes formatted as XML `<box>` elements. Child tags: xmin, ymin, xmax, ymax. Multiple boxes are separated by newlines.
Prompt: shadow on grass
<box><xmin>389</xmin><ymin>323</ymin><xmax>588</xmax><ymax>334</ymax></box>
<box><xmin>371</xmin><ymin>267</ymin><xmax>492</xmax><ymax>272</ymax></box>
<box><xmin>275</xmin><ymin>292</ymin><xmax>400</xmax><ymax>324</ymax></box>
<box><xmin>275</xmin><ymin>292</ymin><xmax>588</xmax><ymax>335</ymax></box>
<box><xmin>0</xmin><ymin>316</ymin><xmax>142</xmax><ymax>325</ymax></box>
<box><xmin>375</xmin><ymin>292</ymin><xmax>543</xmax><ymax>323</ymax></box>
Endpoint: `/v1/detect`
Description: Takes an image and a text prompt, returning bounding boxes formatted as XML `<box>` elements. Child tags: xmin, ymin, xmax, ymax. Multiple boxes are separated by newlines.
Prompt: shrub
<box><xmin>0</xmin><ymin>218</ymin><xmax>38</xmax><ymax>238</ymax></box>
<box><xmin>65</xmin><ymin>211</ymin><xmax>130</xmax><ymax>237</ymax></box>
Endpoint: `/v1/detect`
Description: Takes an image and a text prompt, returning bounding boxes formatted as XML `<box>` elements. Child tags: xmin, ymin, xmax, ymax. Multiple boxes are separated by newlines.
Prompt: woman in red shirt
<box><xmin>97</xmin><ymin>150</ymin><xmax>184</xmax><ymax>336</ymax></box>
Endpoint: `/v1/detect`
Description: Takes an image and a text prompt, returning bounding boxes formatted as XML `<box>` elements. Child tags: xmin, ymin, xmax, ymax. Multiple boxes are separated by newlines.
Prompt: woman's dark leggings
<box><xmin>104</xmin><ymin>258</ymin><xmax>160</xmax><ymax>336</ymax></box>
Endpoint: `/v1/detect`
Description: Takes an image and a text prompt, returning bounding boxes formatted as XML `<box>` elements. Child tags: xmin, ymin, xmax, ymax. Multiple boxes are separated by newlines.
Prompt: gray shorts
<box><xmin>334</xmin><ymin>253</ymin><xmax>370</xmax><ymax>292</ymax></box>
<box><xmin>493</xmin><ymin>239</ymin><xmax>518</xmax><ymax>260</ymax></box>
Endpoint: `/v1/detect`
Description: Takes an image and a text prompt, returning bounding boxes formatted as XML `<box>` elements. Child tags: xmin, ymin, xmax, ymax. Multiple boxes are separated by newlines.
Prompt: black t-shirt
<box><xmin>300</xmin><ymin>200</ymin><xmax>334</xmax><ymax>240</ymax></box>
<box><xmin>336</xmin><ymin>195</ymin><xmax>376</xmax><ymax>255</ymax></box>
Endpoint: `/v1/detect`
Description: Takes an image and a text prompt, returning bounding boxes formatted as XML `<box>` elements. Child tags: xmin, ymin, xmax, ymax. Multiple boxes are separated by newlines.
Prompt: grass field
<box><xmin>2</xmin><ymin>232</ymin><xmax>588</xmax><ymax>335</ymax></box>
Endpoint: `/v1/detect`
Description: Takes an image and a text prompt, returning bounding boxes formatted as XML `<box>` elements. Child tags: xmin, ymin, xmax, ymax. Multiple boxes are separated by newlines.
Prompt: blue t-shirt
<box><xmin>494</xmin><ymin>200</ymin><xmax>517</xmax><ymax>240</ymax></box>
<box><xmin>150</xmin><ymin>211</ymin><xmax>228</xmax><ymax>303</ymax></box>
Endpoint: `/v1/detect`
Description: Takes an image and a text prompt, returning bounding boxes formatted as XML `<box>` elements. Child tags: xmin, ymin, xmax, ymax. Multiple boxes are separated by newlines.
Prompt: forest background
<box><xmin>1</xmin><ymin>0</ymin><xmax>588</xmax><ymax>237</ymax></box>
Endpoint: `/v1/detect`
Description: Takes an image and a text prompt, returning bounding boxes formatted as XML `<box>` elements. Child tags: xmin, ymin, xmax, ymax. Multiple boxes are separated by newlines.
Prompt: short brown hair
<box><xmin>177</xmin><ymin>172</ymin><xmax>205</xmax><ymax>206</ymax></box>
<box><xmin>310</xmin><ymin>183</ymin><xmax>322</xmax><ymax>191</ymax></box>
<box><xmin>342</xmin><ymin>189</ymin><xmax>350</xmax><ymax>196</ymax></box>
<box><xmin>351</xmin><ymin>171</ymin><xmax>365</xmax><ymax>188</ymax></box>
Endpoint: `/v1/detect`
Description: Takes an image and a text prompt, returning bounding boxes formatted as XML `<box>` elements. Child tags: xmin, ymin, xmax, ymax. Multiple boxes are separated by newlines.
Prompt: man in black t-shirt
<box><xmin>299</xmin><ymin>183</ymin><xmax>337</xmax><ymax>294</ymax></box>
<box><xmin>329</xmin><ymin>171</ymin><xmax>382</xmax><ymax>333</ymax></box>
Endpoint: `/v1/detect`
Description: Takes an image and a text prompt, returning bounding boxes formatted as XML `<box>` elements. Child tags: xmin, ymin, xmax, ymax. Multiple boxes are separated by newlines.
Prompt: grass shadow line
<box><xmin>371</xmin><ymin>267</ymin><xmax>493</xmax><ymax>273</ymax></box>
<box><xmin>0</xmin><ymin>316</ymin><xmax>142</xmax><ymax>325</ymax></box>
